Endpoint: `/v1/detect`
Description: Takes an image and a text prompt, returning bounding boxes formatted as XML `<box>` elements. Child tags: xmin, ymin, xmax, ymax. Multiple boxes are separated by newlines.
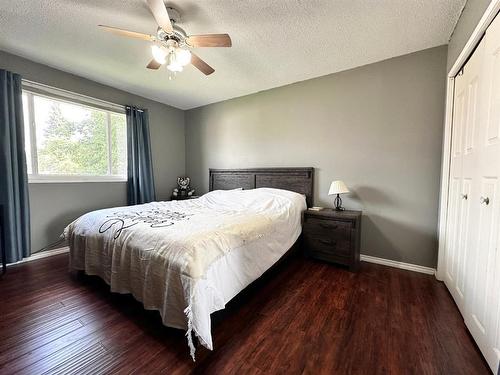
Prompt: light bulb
<box><xmin>175</xmin><ymin>48</ymin><xmax>191</xmax><ymax>66</ymax></box>
<box><xmin>151</xmin><ymin>45</ymin><xmax>167</xmax><ymax>64</ymax></box>
<box><xmin>166</xmin><ymin>48</ymin><xmax>183</xmax><ymax>72</ymax></box>
<box><xmin>167</xmin><ymin>63</ymin><xmax>183</xmax><ymax>72</ymax></box>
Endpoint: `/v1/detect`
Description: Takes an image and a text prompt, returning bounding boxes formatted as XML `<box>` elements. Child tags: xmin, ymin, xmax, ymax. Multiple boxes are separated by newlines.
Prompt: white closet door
<box><xmin>444</xmin><ymin>69</ymin><xmax>463</xmax><ymax>307</ymax></box>
<box><xmin>464</xmin><ymin>13</ymin><xmax>500</xmax><ymax>373</ymax></box>
<box><xmin>445</xmin><ymin>39</ymin><xmax>484</xmax><ymax>314</ymax></box>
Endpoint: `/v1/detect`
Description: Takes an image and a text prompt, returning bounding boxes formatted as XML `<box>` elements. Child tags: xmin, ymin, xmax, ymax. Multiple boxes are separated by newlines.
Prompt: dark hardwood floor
<box><xmin>0</xmin><ymin>253</ymin><xmax>490</xmax><ymax>374</ymax></box>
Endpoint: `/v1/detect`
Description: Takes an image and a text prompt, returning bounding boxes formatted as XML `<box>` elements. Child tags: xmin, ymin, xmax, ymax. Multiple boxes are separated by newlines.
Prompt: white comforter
<box><xmin>64</xmin><ymin>188</ymin><xmax>306</xmax><ymax>359</ymax></box>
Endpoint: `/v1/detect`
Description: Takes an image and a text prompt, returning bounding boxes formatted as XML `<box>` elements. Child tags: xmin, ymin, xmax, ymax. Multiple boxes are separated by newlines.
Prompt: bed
<box><xmin>65</xmin><ymin>167</ymin><xmax>314</xmax><ymax>359</ymax></box>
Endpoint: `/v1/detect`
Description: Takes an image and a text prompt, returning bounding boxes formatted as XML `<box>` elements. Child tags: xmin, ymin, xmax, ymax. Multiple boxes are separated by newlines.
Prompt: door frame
<box><xmin>436</xmin><ymin>0</ymin><xmax>500</xmax><ymax>281</ymax></box>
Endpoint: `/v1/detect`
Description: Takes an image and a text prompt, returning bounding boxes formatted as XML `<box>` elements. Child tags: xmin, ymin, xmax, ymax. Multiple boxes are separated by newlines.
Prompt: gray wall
<box><xmin>447</xmin><ymin>0</ymin><xmax>491</xmax><ymax>71</ymax></box>
<box><xmin>0</xmin><ymin>50</ymin><xmax>185</xmax><ymax>253</ymax></box>
<box><xmin>185</xmin><ymin>45</ymin><xmax>448</xmax><ymax>268</ymax></box>
<box><xmin>2</xmin><ymin>44</ymin><xmax>451</xmax><ymax>266</ymax></box>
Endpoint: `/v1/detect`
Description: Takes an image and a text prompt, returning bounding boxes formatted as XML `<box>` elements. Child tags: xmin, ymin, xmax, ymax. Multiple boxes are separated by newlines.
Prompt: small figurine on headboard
<box><xmin>172</xmin><ymin>177</ymin><xmax>195</xmax><ymax>199</ymax></box>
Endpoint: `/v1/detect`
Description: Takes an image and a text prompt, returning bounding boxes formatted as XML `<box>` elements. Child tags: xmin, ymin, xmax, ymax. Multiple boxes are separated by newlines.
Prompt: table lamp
<box><xmin>328</xmin><ymin>180</ymin><xmax>349</xmax><ymax>210</ymax></box>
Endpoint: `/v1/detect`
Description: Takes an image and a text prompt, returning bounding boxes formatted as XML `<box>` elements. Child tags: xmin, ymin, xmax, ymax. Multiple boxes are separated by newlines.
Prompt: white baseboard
<box><xmin>360</xmin><ymin>254</ymin><xmax>436</xmax><ymax>275</ymax></box>
<box><xmin>6</xmin><ymin>246</ymin><xmax>69</xmax><ymax>267</ymax></box>
<box><xmin>8</xmin><ymin>248</ymin><xmax>435</xmax><ymax>276</ymax></box>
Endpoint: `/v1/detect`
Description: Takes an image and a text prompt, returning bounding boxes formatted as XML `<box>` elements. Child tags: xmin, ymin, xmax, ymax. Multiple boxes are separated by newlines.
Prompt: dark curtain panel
<box><xmin>0</xmin><ymin>70</ymin><xmax>31</xmax><ymax>263</ymax></box>
<box><xmin>126</xmin><ymin>106</ymin><xmax>156</xmax><ymax>205</ymax></box>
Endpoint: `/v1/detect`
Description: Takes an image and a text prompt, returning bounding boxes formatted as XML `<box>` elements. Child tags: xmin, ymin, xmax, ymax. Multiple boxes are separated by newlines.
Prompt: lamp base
<box><xmin>334</xmin><ymin>194</ymin><xmax>345</xmax><ymax>211</ymax></box>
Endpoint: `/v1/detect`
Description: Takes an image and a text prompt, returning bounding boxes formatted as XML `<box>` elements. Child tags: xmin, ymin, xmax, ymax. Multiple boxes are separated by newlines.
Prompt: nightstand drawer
<box><xmin>308</xmin><ymin>250</ymin><xmax>351</xmax><ymax>266</ymax></box>
<box><xmin>303</xmin><ymin>217</ymin><xmax>351</xmax><ymax>239</ymax></box>
<box><xmin>303</xmin><ymin>234</ymin><xmax>351</xmax><ymax>257</ymax></box>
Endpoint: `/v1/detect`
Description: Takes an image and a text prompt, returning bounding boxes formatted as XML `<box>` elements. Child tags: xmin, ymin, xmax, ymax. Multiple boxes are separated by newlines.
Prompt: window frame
<box><xmin>22</xmin><ymin>82</ymin><xmax>128</xmax><ymax>184</ymax></box>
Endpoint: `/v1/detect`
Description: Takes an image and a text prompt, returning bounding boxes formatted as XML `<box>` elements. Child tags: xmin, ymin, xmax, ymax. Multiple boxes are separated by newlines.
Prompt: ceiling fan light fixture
<box><xmin>175</xmin><ymin>48</ymin><xmax>192</xmax><ymax>66</ymax></box>
<box><xmin>151</xmin><ymin>45</ymin><xmax>167</xmax><ymax>64</ymax></box>
<box><xmin>167</xmin><ymin>62</ymin><xmax>183</xmax><ymax>72</ymax></box>
<box><xmin>100</xmin><ymin>2</ymin><xmax>230</xmax><ymax>77</ymax></box>
<box><xmin>166</xmin><ymin>47</ymin><xmax>189</xmax><ymax>72</ymax></box>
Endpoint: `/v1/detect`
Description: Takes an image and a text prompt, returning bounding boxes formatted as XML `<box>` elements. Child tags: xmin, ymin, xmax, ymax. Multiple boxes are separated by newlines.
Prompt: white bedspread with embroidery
<box><xmin>64</xmin><ymin>188</ymin><xmax>306</xmax><ymax>359</ymax></box>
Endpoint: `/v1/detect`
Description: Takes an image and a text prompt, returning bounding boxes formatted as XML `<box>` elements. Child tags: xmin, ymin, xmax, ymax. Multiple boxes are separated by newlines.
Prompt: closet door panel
<box><xmin>455</xmin><ymin>178</ymin><xmax>471</xmax><ymax>300</ymax></box>
<box><xmin>466</xmin><ymin>178</ymin><xmax>500</xmax><ymax>371</ymax></box>
<box><xmin>445</xmin><ymin>71</ymin><xmax>466</xmax><ymax>297</ymax></box>
<box><xmin>465</xmin><ymin>14</ymin><xmax>500</xmax><ymax>372</ymax></box>
<box><xmin>445</xmin><ymin>47</ymin><xmax>480</xmax><ymax>312</ymax></box>
<box><xmin>445</xmin><ymin>13</ymin><xmax>500</xmax><ymax>373</ymax></box>
<box><xmin>445</xmin><ymin>177</ymin><xmax>461</xmax><ymax>287</ymax></box>
<box><xmin>452</xmin><ymin>89</ymin><xmax>465</xmax><ymax>158</ymax></box>
<box><xmin>489</xmin><ymin>242</ymin><xmax>500</xmax><ymax>370</ymax></box>
<box><xmin>467</xmin><ymin>179</ymin><xmax>497</xmax><ymax>332</ymax></box>
<box><xmin>485</xmin><ymin>45</ymin><xmax>500</xmax><ymax>144</ymax></box>
<box><xmin>461</xmin><ymin>59</ymin><xmax>483</xmax><ymax>321</ymax></box>
<box><xmin>482</xmin><ymin>16</ymin><xmax>500</xmax><ymax>371</ymax></box>
<box><xmin>465</xmin><ymin>77</ymin><xmax>479</xmax><ymax>154</ymax></box>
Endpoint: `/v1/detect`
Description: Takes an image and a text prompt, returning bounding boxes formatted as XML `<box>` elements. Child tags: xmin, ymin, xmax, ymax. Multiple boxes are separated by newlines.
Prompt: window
<box><xmin>22</xmin><ymin>85</ymin><xmax>127</xmax><ymax>182</ymax></box>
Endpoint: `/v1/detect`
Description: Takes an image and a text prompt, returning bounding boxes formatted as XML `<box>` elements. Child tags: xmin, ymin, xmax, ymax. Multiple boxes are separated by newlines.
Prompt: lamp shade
<box><xmin>328</xmin><ymin>180</ymin><xmax>349</xmax><ymax>195</ymax></box>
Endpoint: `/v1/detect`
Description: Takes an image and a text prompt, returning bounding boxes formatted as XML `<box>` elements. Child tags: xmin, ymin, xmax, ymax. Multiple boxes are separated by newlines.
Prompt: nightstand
<box><xmin>302</xmin><ymin>209</ymin><xmax>361</xmax><ymax>271</ymax></box>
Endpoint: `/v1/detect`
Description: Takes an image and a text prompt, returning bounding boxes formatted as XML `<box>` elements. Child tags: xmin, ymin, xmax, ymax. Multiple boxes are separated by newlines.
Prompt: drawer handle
<box><xmin>319</xmin><ymin>223</ymin><xmax>338</xmax><ymax>230</ymax></box>
<box><xmin>319</xmin><ymin>239</ymin><xmax>336</xmax><ymax>246</ymax></box>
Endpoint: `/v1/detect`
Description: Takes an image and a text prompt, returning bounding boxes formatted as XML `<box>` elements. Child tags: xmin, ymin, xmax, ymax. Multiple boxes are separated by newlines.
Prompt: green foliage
<box><xmin>110</xmin><ymin>113</ymin><xmax>127</xmax><ymax>175</ymax></box>
<box><xmin>37</xmin><ymin>102</ymin><xmax>126</xmax><ymax>176</ymax></box>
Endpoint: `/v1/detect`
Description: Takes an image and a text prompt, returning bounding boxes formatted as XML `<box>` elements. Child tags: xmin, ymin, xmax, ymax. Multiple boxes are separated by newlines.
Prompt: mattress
<box><xmin>64</xmin><ymin>187</ymin><xmax>306</xmax><ymax>359</ymax></box>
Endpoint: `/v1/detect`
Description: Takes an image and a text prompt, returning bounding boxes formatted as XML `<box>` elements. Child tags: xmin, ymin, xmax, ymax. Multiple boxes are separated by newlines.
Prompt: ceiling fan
<box><xmin>99</xmin><ymin>0</ymin><xmax>232</xmax><ymax>77</ymax></box>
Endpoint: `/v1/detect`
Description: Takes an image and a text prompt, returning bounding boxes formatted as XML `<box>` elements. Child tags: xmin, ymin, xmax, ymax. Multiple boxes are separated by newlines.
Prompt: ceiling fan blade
<box><xmin>186</xmin><ymin>34</ymin><xmax>232</xmax><ymax>47</ymax></box>
<box><xmin>191</xmin><ymin>53</ymin><xmax>215</xmax><ymax>75</ymax></box>
<box><xmin>146</xmin><ymin>0</ymin><xmax>173</xmax><ymax>33</ymax></box>
<box><xmin>146</xmin><ymin>59</ymin><xmax>162</xmax><ymax>70</ymax></box>
<box><xmin>98</xmin><ymin>25</ymin><xmax>155</xmax><ymax>41</ymax></box>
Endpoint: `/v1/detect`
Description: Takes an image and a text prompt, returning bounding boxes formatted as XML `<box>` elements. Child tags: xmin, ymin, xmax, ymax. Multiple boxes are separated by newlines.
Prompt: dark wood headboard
<box><xmin>209</xmin><ymin>168</ymin><xmax>314</xmax><ymax>207</ymax></box>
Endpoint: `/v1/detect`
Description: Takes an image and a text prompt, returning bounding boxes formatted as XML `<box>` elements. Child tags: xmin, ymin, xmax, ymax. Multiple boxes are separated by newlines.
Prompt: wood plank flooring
<box><xmin>0</xmin><ymin>253</ymin><xmax>490</xmax><ymax>374</ymax></box>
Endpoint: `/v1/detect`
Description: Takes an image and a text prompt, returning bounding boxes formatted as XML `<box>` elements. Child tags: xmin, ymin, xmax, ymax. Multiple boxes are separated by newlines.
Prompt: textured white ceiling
<box><xmin>0</xmin><ymin>0</ymin><xmax>465</xmax><ymax>110</ymax></box>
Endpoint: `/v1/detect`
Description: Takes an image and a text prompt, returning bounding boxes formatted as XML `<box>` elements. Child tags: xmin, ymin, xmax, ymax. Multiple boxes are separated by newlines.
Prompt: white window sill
<box><xmin>28</xmin><ymin>176</ymin><xmax>127</xmax><ymax>184</ymax></box>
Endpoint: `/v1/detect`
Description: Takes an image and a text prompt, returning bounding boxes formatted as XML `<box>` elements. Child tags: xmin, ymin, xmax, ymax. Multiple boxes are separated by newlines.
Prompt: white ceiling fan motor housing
<box><xmin>156</xmin><ymin>7</ymin><xmax>189</xmax><ymax>46</ymax></box>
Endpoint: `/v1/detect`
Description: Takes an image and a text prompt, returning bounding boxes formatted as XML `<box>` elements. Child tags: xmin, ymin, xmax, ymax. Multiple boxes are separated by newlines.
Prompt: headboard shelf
<box><xmin>209</xmin><ymin>167</ymin><xmax>314</xmax><ymax>207</ymax></box>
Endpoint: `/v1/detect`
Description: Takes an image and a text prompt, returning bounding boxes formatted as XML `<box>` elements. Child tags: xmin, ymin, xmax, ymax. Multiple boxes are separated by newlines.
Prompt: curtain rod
<box><xmin>21</xmin><ymin>79</ymin><xmax>143</xmax><ymax>113</ymax></box>
<box><xmin>125</xmin><ymin>106</ymin><xmax>144</xmax><ymax>113</ymax></box>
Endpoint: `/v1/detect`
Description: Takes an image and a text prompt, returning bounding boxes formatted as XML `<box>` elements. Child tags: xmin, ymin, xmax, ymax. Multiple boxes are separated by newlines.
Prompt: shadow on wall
<box><xmin>323</xmin><ymin>185</ymin><xmax>437</xmax><ymax>267</ymax></box>
<box><xmin>349</xmin><ymin>185</ymin><xmax>395</xmax><ymax>207</ymax></box>
<box><xmin>361</xmin><ymin>214</ymin><xmax>438</xmax><ymax>267</ymax></box>
<box><xmin>318</xmin><ymin>184</ymin><xmax>396</xmax><ymax>211</ymax></box>
<box><xmin>35</xmin><ymin>205</ymin><xmax>118</xmax><ymax>253</ymax></box>
<box><xmin>43</xmin><ymin>209</ymin><xmax>87</xmax><ymax>249</ymax></box>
